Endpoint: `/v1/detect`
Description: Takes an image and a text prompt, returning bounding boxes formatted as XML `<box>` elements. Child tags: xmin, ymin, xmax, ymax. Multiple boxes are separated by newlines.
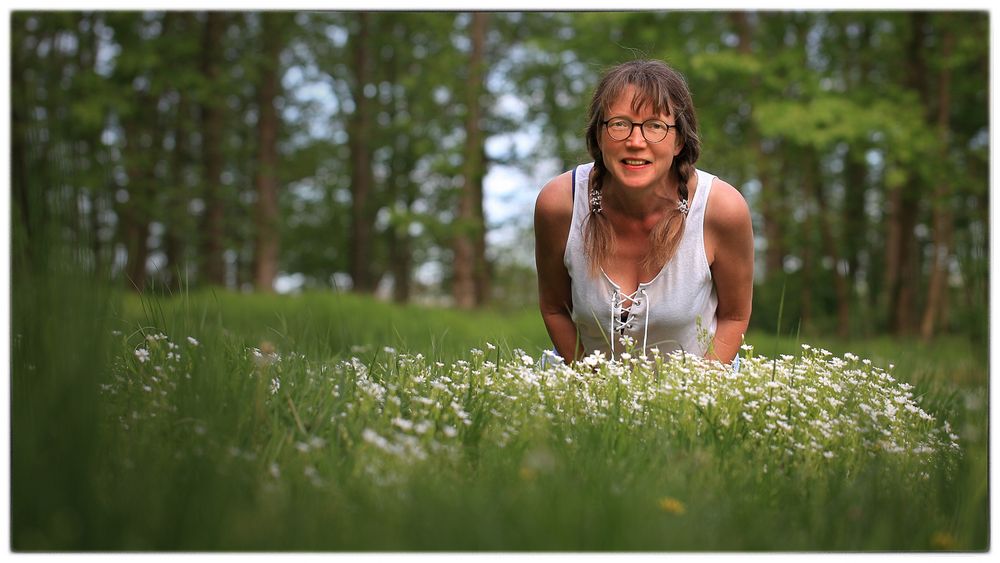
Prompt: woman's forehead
<box><xmin>605</xmin><ymin>83</ymin><xmax>672</xmax><ymax>117</ymax></box>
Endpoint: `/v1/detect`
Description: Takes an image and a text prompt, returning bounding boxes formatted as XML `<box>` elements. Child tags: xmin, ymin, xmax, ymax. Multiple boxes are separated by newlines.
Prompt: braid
<box><xmin>584</xmin><ymin>163</ymin><xmax>616</xmax><ymax>277</ymax></box>
<box><xmin>642</xmin><ymin>166</ymin><xmax>690</xmax><ymax>274</ymax></box>
<box><xmin>677</xmin><ymin>161</ymin><xmax>693</xmax><ymax>202</ymax></box>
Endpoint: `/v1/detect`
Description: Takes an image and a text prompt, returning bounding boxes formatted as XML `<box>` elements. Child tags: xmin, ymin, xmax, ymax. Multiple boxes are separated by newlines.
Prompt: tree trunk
<box><xmin>384</xmin><ymin>26</ymin><xmax>413</xmax><ymax>304</ymax></box>
<box><xmin>884</xmin><ymin>186</ymin><xmax>920</xmax><ymax>334</ymax></box>
<box><xmin>885</xmin><ymin>13</ymin><xmax>929</xmax><ymax>335</ymax></box>
<box><xmin>199</xmin><ymin>12</ymin><xmax>227</xmax><ymax>287</ymax></box>
<box><xmin>453</xmin><ymin>12</ymin><xmax>490</xmax><ymax>309</ymax></box>
<box><xmin>731</xmin><ymin>11</ymin><xmax>783</xmax><ymax>279</ymax></box>
<box><xmin>121</xmin><ymin>91</ymin><xmax>157</xmax><ymax>292</ymax></box>
<box><xmin>165</xmin><ymin>93</ymin><xmax>190</xmax><ymax>291</ymax></box>
<box><xmin>920</xmin><ymin>26</ymin><xmax>955</xmax><ymax>340</ymax></box>
<box><xmin>162</xmin><ymin>12</ymin><xmax>194</xmax><ymax>291</ymax></box>
<box><xmin>799</xmin><ymin>226</ymin><xmax>813</xmax><ymax>332</ymax></box>
<box><xmin>348</xmin><ymin>12</ymin><xmax>376</xmax><ymax>293</ymax></box>
<box><xmin>808</xmin><ymin>153</ymin><xmax>852</xmax><ymax>338</ymax></box>
<box><xmin>11</xmin><ymin>75</ymin><xmax>34</xmax><ymax>255</ymax></box>
<box><xmin>253</xmin><ymin>13</ymin><xmax>285</xmax><ymax>293</ymax></box>
<box><xmin>841</xmin><ymin>20</ymin><xmax>871</xmax><ymax>305</ymax></box>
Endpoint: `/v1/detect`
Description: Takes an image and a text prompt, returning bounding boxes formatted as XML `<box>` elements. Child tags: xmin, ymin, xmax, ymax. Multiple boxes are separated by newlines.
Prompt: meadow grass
<box><xmin>11</xmin><ymin>284</ymin><xmax>989</xmax><ymax>551</ymax></box>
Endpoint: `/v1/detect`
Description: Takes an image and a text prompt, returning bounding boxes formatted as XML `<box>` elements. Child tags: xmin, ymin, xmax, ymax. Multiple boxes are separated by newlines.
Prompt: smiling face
<box><xmin>585</xmin><ymin>60</ymin><xmax>702</xmax><ymax>197</ymax></box>
<box><xmin>598</xmin><ymin>85</ymin><xmax>684</xmax><ymax>194</ymax></box>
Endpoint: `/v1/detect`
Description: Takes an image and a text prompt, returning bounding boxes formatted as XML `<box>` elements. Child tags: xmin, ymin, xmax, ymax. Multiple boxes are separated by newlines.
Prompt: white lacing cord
<box><xmin>640</xmin><ymin>288</ymin><xmax>650</xmax><ymax>355</ymax></box>
<box><xmin>610</xmin><ymin>288</ymin><xmax>651</xmax><ymax>360</ymax></box>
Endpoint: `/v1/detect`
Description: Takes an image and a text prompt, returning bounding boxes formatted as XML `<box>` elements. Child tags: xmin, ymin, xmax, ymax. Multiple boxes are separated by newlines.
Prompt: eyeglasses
<box><xmin>602</xmin><ymin>117</ymin><xmax>677</xmax><ymax>143</ymax></box>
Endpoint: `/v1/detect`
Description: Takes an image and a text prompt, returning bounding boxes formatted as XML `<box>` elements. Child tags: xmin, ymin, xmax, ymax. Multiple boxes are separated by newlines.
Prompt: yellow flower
<box><xmin>658</xmin><ymin>497</ymin><xmax>686</xmax><ymax>515</ymax></box>
<box><xmin>930</xmin><ymin>531</ymin><xmax>956</xmax><ymax>550</ymax></box>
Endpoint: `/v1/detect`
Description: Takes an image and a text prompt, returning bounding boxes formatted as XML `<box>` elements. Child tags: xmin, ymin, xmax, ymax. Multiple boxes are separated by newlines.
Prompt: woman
<box><xmin>534</xmin><ymin>59</ymin><xmax>753</xmax><ymax>365</ymax></box>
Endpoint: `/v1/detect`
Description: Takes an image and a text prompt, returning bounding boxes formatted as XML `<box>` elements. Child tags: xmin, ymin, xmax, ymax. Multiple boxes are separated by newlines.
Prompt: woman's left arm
<box><xmin>705</xmin><ymin>179</ymin><xmax>755</xmax><ymax>364</ymax></box>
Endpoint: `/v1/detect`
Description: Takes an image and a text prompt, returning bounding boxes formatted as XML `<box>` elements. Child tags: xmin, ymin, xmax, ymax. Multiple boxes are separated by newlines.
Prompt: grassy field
<box><xmin>11</xmin><ymin>278</ymin><xmax>989</xmax><ymax>551</ymax></box>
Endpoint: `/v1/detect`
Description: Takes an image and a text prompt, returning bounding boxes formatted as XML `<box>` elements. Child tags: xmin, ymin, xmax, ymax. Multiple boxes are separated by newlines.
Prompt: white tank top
<box><xmin>564</xmin><ymin>162</ymin><xmax>718</xmax><ymax>358</ymax></box>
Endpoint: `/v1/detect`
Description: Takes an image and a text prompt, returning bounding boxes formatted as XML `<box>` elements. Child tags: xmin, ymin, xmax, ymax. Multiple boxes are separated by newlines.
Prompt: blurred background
<box><xmin>10</xmin><ymin>10</ymin><xmax>990</xmax><ymax>342</ymax></box>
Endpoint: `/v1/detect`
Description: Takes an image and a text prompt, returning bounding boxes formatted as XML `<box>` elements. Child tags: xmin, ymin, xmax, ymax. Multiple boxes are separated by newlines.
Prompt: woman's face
<box><xmin>598</xmin><ymin>84</ymin><xmax>684</xmax><ymax>193</ymax></box>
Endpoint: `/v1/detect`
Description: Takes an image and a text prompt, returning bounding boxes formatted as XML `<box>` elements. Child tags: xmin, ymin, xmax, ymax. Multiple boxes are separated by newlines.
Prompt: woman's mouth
<box><xmin>622</xmin><ymin>159</ymin><xmax>651</xmax><ymax>167</ymax></box>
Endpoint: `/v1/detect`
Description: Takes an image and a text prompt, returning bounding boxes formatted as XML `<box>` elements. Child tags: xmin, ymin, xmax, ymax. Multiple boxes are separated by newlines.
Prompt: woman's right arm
<box><xmin>534</xmin><ymin>172</ymin><xmax>581</xmax><ymax>363</ymax></box>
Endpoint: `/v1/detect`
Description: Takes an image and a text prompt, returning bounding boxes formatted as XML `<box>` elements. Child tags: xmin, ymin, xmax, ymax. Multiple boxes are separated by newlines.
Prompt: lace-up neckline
<box><xmin>610</xmin><ymin>287</ymin><xmax>650</xmax><ymax>359</ymax></box>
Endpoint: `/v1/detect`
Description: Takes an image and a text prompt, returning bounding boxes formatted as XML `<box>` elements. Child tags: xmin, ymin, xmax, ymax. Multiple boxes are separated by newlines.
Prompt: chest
<box><xmin>601</xmin><ymin>212</ymin><xmax>669</xmax><ymax>293</ymax></box>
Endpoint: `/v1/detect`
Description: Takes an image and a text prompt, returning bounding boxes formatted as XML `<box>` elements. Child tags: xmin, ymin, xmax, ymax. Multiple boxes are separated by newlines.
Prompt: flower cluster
<box><xmin>319</xmin><ymin>342</ymin><xmax>959</xmax><ymax>486</ymax></box>
<box><xmin>105</xmin><ymin>331</ymin><xmax>201</xmax><ymax>430</ymax></box>
<box><xmin>106</xmin><ymin>331</ymin><xmax>960</xmax><ymax>489</ymax></box>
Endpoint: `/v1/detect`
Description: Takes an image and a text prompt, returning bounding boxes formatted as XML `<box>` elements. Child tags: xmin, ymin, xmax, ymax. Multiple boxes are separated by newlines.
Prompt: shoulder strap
<box><xmin>571</xmin><ymin>166</ymin><xmax>577</xmax><ymax>202</ymax></box>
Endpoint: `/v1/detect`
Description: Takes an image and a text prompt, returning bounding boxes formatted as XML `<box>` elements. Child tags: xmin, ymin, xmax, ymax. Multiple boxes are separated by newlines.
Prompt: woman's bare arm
<box><xmin>534</xmin><ymin>172</ymin><xmax>582</xmax><ymax>363</ymax></box>
<box><xmin>705</xmin><ymin>179</ymin><xmax>754</xmax><ymax>364</ymax></box>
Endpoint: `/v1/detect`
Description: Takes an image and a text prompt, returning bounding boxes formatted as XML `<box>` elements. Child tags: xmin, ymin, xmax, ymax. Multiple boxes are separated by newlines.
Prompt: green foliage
<box><xmin>10</xmin><ymin>11</ymin><xmax>990</xmax><ymax>332</ymax></box>
<box><xmin>119</xmin><ymin>290</ymin><xmax>551</xmax><ymax>362</ymax></box>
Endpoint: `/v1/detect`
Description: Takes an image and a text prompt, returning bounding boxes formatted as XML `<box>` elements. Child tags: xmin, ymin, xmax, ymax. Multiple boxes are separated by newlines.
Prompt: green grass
<box><xmin>120</xmin><ymin>288</ymin><xmax>552</xmax><ymax>362</ymax></box>
<box><xmin>11</xmin><ymin>281</ymin><xmax>989</xmax><ymax>551</ymax></box>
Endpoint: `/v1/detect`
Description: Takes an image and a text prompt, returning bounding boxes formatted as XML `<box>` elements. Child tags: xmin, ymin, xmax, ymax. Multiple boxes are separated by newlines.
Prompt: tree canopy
<box><xmin>11</xmin><ymin>10</ymin><xmax>989</xmax><ymax>340</ymax></box>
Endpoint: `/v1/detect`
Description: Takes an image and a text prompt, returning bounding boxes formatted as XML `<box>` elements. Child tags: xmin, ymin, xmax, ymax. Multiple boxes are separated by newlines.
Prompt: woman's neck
<box><xmin>603</xmin><ymin>176</ymin><xmax>681</xmax><ymax>221</ymax></box>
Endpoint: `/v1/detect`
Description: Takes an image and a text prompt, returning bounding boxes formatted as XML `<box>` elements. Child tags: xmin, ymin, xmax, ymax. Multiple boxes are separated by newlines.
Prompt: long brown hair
<box><xmin>582</xmin><ymin>59</ymin><xmax>702</xmax><ymax>277</ymax></box>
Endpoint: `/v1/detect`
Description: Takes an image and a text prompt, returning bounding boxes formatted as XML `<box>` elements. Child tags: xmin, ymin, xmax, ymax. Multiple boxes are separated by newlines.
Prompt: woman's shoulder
<box><xmin>704</xmin><ymin>175</ymin><xmax>751</xmax><ymax>235</ymax></box>
<box><xmin>535</xmin><ymin>170</ymin><xmax>575</xmax><ymax>220</ymax></box>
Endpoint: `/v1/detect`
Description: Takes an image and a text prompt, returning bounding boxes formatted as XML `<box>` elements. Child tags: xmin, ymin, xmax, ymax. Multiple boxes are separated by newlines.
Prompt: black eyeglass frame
<box><xmin>601</xmin><ymin>117</ymin><xmax>678</xmax><ymax>143</ymax></box>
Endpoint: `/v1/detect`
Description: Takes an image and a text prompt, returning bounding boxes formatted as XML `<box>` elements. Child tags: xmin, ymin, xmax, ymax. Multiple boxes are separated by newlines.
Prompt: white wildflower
<box><xmin>187</xmin><ymin>336</ymin><xmax>200</xmax><ymax>346</ymax></box>
<box><xmin>582</xmin><ymin>351</ymin><xmax>604</xmax><ymax>368</ymax></box>
<box><xmin>135</xmin><ymin>348</ymin><xmax>150</xmax><ymax>363</ymax></box>
<box><xmin>304</xmin><ymin>465</ymin><xmax>323</xmax><ymax>486</ymax></box>
<box><xmin>392</xmin><ymin>417</ymin><xmax>414</xmax><ymax>431</ymax></box>
<box><xmin>362</xmin><ymin>428</ymin><xmax>389</xmax><ymax>449</ymax></box>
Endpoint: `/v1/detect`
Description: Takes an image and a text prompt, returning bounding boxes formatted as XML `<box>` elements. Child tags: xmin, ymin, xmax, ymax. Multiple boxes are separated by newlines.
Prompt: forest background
<box><xmin>10</xmin><ymin>9</ymin><xmax>990</xmax><ymax>341</ymax></box>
